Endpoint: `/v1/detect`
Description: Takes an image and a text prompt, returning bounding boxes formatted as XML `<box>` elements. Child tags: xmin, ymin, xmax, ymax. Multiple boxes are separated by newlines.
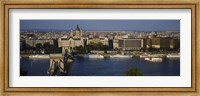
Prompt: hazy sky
<box><xmin>20</xmin><ymin>20</ymin><xmax>180</xmax><ymax>32</ymax></box>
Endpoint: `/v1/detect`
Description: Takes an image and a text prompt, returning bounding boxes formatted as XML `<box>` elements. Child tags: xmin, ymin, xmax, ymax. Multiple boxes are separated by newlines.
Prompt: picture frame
<box><xmin>0</xmin><ymin>0</ymin><xmax>199</xmax><ymax>95</ymax></box>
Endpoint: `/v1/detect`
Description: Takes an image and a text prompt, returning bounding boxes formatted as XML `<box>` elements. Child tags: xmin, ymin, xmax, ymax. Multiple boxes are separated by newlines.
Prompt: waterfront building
<box><xmin>113</xmin><ymin>39</ymin><xmax>119</xmax><ymax>49</ymax></box>
<box><xmin>148</xmin><ymin>37</ymin><xmax>171</xmax><ymax>49</ymax></box>
<box><xmin>118</xmin><ymin>38</ymin><xmax>145</xmax><ymax>50</ymax></box>
<box><xmin>146</xmin><ymin>38</ymin><xmax>152</xmax><ymax>48</ymax></box>
<box><xmin>160</xmin><ymin>38</ymin><xmax>171</xmax><ymax>49</ymax></box>
<box><xmin>58</xmin><ymin>25</ymin><xmax>84</xmax><ymax>53</ymax></box>
<box><xmin>150</xmin><ymin>38</ymin><xmax>161</xmax><ymax>49</ymax></box>
<box><xmin>70</xmin><ymin>25</ymin><xmax>83</xmax><ymax>38</ymax></box>
<box><xmin>113</xmin><ymin>35</ymin><xmax>122</xmax><ymax>49</ymax></box>
<box><xmin>87</xmin><ymin>37</ymin><xmax>109</xmax><ymax>45</ymax></box>
<box><xmin>170</xmin><ymin>38</ymin><xmax>180</xmax><ymax>49</ymax></box>
<box><xmin>100</xmin><ymin>37</ymin><xmax>109</xmax><ymax>45</ymax></box>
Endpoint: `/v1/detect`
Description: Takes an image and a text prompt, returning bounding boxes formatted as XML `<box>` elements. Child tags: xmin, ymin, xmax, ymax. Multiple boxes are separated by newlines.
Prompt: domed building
<box><xmin>58</xmin><ymin>25</ymin><xmax>84</xmax><ymax>54</ymax></box>
<box><xmin>70</xmin><ymin>25</ymin><xmax>83</xmax><ymax>38</ymax></box>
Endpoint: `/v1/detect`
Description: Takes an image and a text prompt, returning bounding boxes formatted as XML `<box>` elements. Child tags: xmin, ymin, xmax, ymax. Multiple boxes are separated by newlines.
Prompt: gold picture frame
<box><xmin>0</xmin><ymin>0</ymin><xmax>199</xmax><ymax>95</ymax></box>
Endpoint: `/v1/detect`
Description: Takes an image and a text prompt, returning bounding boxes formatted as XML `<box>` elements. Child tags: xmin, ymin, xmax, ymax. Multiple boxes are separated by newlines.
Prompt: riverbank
<box><xmin>21</xmin><ymin>54</ymin><xmax>32</xmax><ymax>58</ymax></box>
<box><xmin>75</xmin><ymin>53</ymin><xmax>179</xmax><ymax>59</ymax></box>
<box><xmin>21</xmin><ymin>54</ymin><xmax>50</xmax><ymax>58</ymax></box>
<box><xmin>21</xmin><ymin>52</ymin><xmax>180</xmax><ymax>59</ymax></box>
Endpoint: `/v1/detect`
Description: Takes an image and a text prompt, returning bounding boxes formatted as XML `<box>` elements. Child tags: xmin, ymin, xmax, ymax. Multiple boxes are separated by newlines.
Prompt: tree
<box><xmin>126</xmin><ymin>68</ymin><xmax>143</xmax><ymax>76</ymax></box>
<box><xmin>96</xmin><ymin>42</ymin><xmax>103</xmax><ymax>50</ymax></box>
<box><xmin>85</xmin><ymin>44</ymin><xmax>93</xmax><ymax>53</ymax></box>
<box><xmin>25</xmin><ymin>44</ymin><xmax>35</xmax><ymax>54</ymax></box>
<box><xmin>102</xmin><ymin>45</ymin><xmax>109</xmax><ymax>50</ymax></box>
<box><xmin>74</xmin><ymin>45</ymin><xmax>85</xmax><ymax>54</ymax></box>
<box><xmin>43</xmin><ymin>42</ymin><xmax>51</xmax><ymax>54</ymax></box>
<box><xmin>87</xmin><ymin>42</ymin><xmax>109</xmax><ymax>51</ymax></box>
<box><xmin>35</xmin><ymin>43</ymin><xmax>43</xmax><ymax>54</ymax></box>
<box><xmin>52</xmin><ymin>40</ymin><xmax>62</xmax><ymax>53</ymax></box>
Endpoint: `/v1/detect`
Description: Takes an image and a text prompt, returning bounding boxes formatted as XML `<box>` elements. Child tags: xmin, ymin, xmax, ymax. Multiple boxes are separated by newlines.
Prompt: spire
<box><xmin>76</xmin><ymin>25</ymin><xmax>81</xmax><ymax>31</ymax></box>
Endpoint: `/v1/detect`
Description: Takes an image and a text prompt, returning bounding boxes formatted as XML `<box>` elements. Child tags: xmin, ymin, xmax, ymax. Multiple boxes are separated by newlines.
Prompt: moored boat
<box><xmin>144</xmin><ymin>57</ymin><xmax>163</xmax><ymax>62</ymax></box>
<box><xmin>84</xmin><ymin>54</ymin><xmax>104</xmax><ymax>59</ymax></box>
<box><xmin>140</xmin><ymin>54</ymin><xmax>165</xmax><ymax>58</ymax></box>
<box><xmin>110</xmin><ymin>54</ymin><xmax>132</xmax><ymax>58</ymax></box>
<box><xmin>144</xmin><ymin>57</ymin><xmax>151</xmax><ymax>60</ymax></box>
<box><xmin>29</xmin><ymin>55</ymin><xmax>50</xmax><ymax>59</ymax></box>
<box><xmin>166</xmin><ymin>54</ymin><xmax>180</xmax><ymax>58</ymax></box>
<box><xmin>150</xmin><ymin>58</ymin><xmax>163</xmax><ymax>62</ymax></box>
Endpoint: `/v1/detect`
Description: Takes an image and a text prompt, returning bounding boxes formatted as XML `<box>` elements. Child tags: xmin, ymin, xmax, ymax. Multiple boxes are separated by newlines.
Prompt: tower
<box><xmin>74</xmin><ymin>25</ymin><xmax>82</xmax><ymax>38</ymax></box>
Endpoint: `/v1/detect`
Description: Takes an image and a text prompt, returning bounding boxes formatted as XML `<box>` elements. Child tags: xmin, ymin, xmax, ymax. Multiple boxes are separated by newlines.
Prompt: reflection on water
<box><xmin>20</xmin><ymin>57</ymin><xmax>180</xmax><ymax>76</ymax></box>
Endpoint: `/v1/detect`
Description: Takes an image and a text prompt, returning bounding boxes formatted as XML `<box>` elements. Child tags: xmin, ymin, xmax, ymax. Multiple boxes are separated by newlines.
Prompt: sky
<box><xmin>20</xmin><ymin>20</ymin><xmax>180</xmax><ymax>32</ymax></box>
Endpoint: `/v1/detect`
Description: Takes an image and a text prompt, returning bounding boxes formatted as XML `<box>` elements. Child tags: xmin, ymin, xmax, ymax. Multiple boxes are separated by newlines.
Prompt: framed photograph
<box><xmin>1</xmin><ymin>0</ymin><xmax>199</xmax><ymax>95</ymax></box>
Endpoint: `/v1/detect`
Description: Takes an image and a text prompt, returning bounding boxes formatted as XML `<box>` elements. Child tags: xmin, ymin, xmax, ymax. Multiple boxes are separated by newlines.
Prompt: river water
<box><xmin>20</xmin><ymin>57</ymin><xmax>180</xmax><ymax>76</ymax></box>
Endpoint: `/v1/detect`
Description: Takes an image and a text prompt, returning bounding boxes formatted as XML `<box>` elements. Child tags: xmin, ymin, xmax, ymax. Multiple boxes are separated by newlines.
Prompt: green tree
<box><xmin>25</xmin><ymin>44</ymin><xmax>35</xmax><ymax>54</ymax></box>
<box><xmin>87</xmin><ymin>42</ymin><xmax>109</xmax><ymax>51</ymax></box>
<box><xmin>85</xmin><ymin>44</ymin><xmax>93</xmax><ymax>53</ymax></box>
<box><xmin>126</xmin><ymin>68</ymin><xmax>143</xmax><ymax>76</ymax></box>
<box><xmin>52</xmin><ymin>40</ymin><xmax>62</xmax><ymax>53</ymax></box>
<box><xmin>74</xmin><ymin>45</ymin><xmax>85</xmax><ymax>54</ymax></box>
<box><xmin>96</xmin><ymin>42</ymin><xmax>103</xmax><ymax>50</ymax></box>
<box><xmin>43</xmin><ymin>42</ymin><xmax>51</xmax><ymax>54</ymax></box>
<box><xmin>35</xmin><ymin>43</ymin><xmax>43</xmax><ymax>54</ymax></box>
<box><xmin>102</xmin><ymin>45</ymin><xmax>109</xmax><ymax>50</ymax></box>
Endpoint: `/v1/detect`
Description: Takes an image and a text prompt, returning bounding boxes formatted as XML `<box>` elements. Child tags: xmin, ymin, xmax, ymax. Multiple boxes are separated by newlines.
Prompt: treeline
<box><xmin>73</xmin><ymin>42</ymin><xmax>109</xmax><ymax>54</ymax></box>
<box><xmin>22</xmin><ymin>40</ymin><xmax>62</xmax><ymax>54</ymax></box>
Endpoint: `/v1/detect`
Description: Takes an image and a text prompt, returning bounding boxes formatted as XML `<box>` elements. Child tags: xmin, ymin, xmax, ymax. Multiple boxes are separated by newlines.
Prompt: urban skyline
<box><xmin>20</xmin><ymin>20</ymin><xmax>180</xmax><ymax>76</ymax></box>
<box><xmin>20</xmin><ymin>20</ymin><xmax>180</xmax><ymax>32</ymax></box>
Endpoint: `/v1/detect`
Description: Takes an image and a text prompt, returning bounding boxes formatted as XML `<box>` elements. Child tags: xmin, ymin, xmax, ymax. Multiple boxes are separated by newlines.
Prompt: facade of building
<box><xmin>87</xmin><ymin>37</ymin><xmax>109</xmax><ymax>45</ymax></box>
<box><xmin>150</xmin><ymin>38</ymin><xmax>161</xmax><ymax>49</ymax></box>
<box><xmin>58</xmin><ymin>25</ymin><xmax>84</xmax><ymax>53</ymax></box>
<box><xmin>113</xmin><ymin>39</ymin><xmax>119</xmax><ymax>49</ymax></box>
<box><xmin>70</xmin><ymin>25</ymin><xmax>83</xmax><ymax>38</ymax></box>
<box><xmin>118</xmin><ymin>38</ymin><xmax>145</xmax><ymax>50</ymax></box>
<box><xmin>58</xmin><ymin>37</ymin><xmax>83</xmax><ymax>53</ymax></box>
<box><xmin>170</xmin><ymin>38</ymin><xmax>180</xmax><ymax>49</ymax></box>
<box><xmin>147</xmin><ymin>37</ymin><xmax>178</xmax><ymax>49</ymax></box>
<box><xmin>113</xmin><ymin>35</ymin><xmax>122</xmax><ymax>49</ymax></box>
<box><xmin>160</xmin><ymin>38</ymin><xmax>171</xmax><ymax>49</ymax></box>
<box><xmin>146</xmin><ymin>38</ymin><xmax>152</xmax><ymax>48</ymax></box>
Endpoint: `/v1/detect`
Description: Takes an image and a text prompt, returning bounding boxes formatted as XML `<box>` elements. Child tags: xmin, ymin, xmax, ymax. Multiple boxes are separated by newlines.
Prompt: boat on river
<box><xmin>150</xmin><ymin>58</ymin><xmax>163</xmax><ymax>62</ymax></box>
<box><xmin>167</xmin><ymin>54</ymin><xmax>180</xmax><ymax>58</ymax></box>
<box><xmin>144</xmin><ymin>58</ymin><xmax>151</xmax><ymax>60</ymax></box>
<box><xmin>110</xmin><ymin>54</ymin><xmax>132</xmax><ymax>58</ymax></box>
<box><xmin>144</xmin><ymin>57</ymin><xmax>163</xmax><ymax>62</ymax></box>
<box><xmin>29</xmin><ymin>55</ymin><xmax>50</xmax><ymax>59</ymax></box>
<box><xmin>140</xmin><ymin>54</ymin><xmax>165</xmax><ymax>58</ymax></box>
<box><xmin>84</xmin><ymin>54</ymin><xmax>104</xmax><ymax>59</ymax></box>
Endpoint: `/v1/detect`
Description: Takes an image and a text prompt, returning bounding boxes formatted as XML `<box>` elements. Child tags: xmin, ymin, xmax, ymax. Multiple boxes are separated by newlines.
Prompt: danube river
<box><xmin>20</xmin><ymin>57</ymin><xmax>180</xmax><ymax>76</ymax></box>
